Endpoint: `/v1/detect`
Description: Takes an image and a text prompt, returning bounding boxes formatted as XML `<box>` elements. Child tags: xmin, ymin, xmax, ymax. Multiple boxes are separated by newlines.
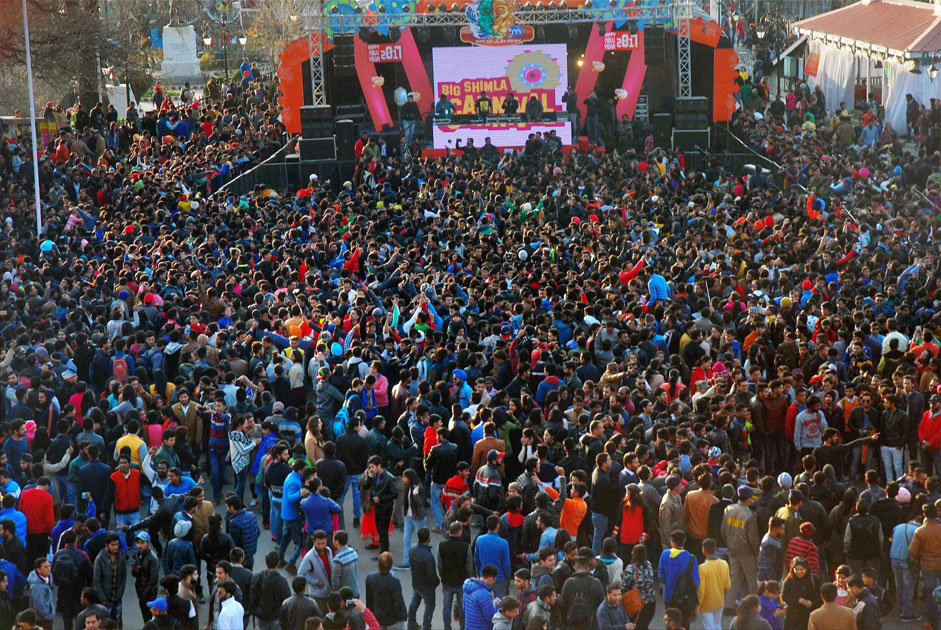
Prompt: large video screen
<box><xmin>431</xmin><ymin>44</ymin><xmax>572</xmax><ymax>149</ymax></box>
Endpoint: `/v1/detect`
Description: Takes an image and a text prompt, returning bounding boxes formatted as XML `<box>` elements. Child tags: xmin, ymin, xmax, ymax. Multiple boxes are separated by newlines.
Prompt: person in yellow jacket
<box><xmin>697</xmin><ymin>538</ymin><xmax>731</xmax><ymax>630</ymax></box>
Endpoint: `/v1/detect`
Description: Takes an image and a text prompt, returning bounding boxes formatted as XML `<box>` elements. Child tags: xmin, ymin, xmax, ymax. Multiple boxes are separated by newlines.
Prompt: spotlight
<box><xmin>331</xmin><ymin>5</ymin><xmax>339</xmax><ymax>12</ymax></box>
<box><xmin>577</xmin><ymin>58</ymin><xmax>584</xmax><ymax>66</ymax></box>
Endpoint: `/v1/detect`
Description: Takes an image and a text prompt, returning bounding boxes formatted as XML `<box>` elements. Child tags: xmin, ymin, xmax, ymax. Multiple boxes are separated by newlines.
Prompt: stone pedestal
<box><xmin>160</xmin><ymin>25</ymin><xmax>202</xmax><ymax>81</ymax></box>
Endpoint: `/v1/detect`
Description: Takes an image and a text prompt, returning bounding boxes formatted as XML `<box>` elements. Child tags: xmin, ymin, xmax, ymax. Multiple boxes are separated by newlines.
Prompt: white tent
<box><xmin>794</xmin><ymin>0</ymin><xmax>941</xmax><ymax>131</ymax></box>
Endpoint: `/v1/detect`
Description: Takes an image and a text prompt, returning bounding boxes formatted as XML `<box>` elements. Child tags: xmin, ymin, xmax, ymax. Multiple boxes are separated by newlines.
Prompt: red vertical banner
<box><xmin>573</xmin><ymin>23</ymin><xmax>610</xmax><ymax>120</ymax></box>
<box><xmin>713</xmin><ymin>48</ymin><xmax>740</xmax><ymax>122</ymax></box>
<box><xmin>354</xmin><ymin>34</ymin><xmax>394</xmax><ymax>130</ymax></box>
<box><xmin>398</xmin><ymin>28</ymin><xmax>434</xmax><ymax>118</ymax></box>
<box><xmin>616</xmin><ymin>30</ymin><xmax>647</xmax><ymax>121</ymax></box>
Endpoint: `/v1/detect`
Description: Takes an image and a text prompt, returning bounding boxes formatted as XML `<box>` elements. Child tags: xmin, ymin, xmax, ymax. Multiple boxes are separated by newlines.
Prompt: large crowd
<box><xmin>0</xmin><ymin>48</ymin><xmax>940</xmax><ymax>630</ymax></box>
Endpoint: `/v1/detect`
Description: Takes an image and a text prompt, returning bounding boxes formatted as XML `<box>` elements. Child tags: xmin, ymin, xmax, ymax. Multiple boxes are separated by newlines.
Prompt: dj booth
<box><xmin>432</xmin><ymin>112</ymin><xmax>562</xmax><ymax>125</ymax></box>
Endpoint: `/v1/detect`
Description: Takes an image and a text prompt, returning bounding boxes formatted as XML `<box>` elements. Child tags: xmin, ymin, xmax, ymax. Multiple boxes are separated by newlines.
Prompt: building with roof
<box><xmin>794</xmin><ymin>0</ymin><xmax>941</xmax><ymax>132</ymax></box>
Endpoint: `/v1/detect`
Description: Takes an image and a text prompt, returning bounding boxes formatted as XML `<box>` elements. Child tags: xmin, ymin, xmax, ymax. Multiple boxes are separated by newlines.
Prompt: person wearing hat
<box><xmin>133</xmin><ymin>531</ymin><xmax>161</xmax><ymax>623</ymax></box>
<box><xmin>470</xmin><ymin>422</ymin><xmax>505</xmax><ymax>477</ymax></box>
<box><xmin>722</xmin><ymin>485</ymin><xmax>760</xmax><ymax>609</ymax></box>
<box><xmin>163</xmin><ymin>520</ymin><xmax>197</xmax><ymax>577</ymax></box>
<box><xmin>143</xmin><ymin>597</ymin><xmax>183</xmax><ymax>630</ymax></box>
<box><xmin>660</xmin><ymin>475</ymin><xmax>685</xmax><ymax>545</ymax></box>
<box><xmin>919</xmin><ymin>393</ymin><xmax>941</xmax><ymax>477</ymax></box>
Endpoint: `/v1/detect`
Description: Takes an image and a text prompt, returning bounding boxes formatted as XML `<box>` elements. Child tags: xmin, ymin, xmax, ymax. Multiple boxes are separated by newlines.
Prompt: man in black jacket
<box><xmin>335</xmin><ymin>415</ymin><xmax>368</xmax><ymax>529</ymax></box>
<box><xmin>249</xmin><ymin>551</ymin><xmax>291</xmax><ymax>630</ymax></box>
<box><xmin>228</xmin><ymin>548</ymin><xmax>253</xmax><ymax>622</ymax></box>
<box><xmin>590</xmin><ymin>453</ymin><xmax>618</xmax><ymax>555</ymax></box>
<box><xmin>314</xmin><ymin>441</ymin><xmax>347</xmax><ymax>520</ymax></box>
<box><xmin>408</xmin><ymin>527</ymin><xmax>439</xmax><ymax>630</ymax></box>
<box><xmin>437</xmin><ymin>521</ymin><xmax>474</xmax><ymax>630</ymax></box>
<box><xmin>365</xmin><ymin>552</ymin><xmax>407</xmax><ymax>628</ymax></box>
<box><xmin>426</xmin><ymin>427</ymin><xmax>458</xmax><ymax>532</ymax></box>
<box><xmin>279</xmin><ymin>576</ymin><xmax>320</xmax><ymax>630</ymax></box>
<box><xmin>367</xmin><ymin>456</ymin><xmax>398</xmax><ymax>554</ymax></box>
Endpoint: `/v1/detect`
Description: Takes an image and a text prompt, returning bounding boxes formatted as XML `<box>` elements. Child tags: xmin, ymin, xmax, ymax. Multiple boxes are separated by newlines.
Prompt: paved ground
<box><xmin>96</xmin><ymin>474</ymin><xmax>934</xmax><ymax>630</ymax></box>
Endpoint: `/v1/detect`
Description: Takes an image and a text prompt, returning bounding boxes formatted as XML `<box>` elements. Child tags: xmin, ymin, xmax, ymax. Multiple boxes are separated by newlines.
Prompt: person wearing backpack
<box><xmin>658</xmin><ymin>530</ymin><xmax>700</xmax><ymax>630</ymax></box>
<box><xmin>249</xmin><ymin>551</ymin><xmax>291</xmax><ymax>630</ymax></box>
<box><xmin>110</xmin><ymin>338</ymin><xmax>135</xmax><ymax>383</ymax></box>
<box><xmin>559</xmin><ymin>554</ymin><xmax>605</xmax><ymax>630</ymax></box>
<box><xmin>51</xmin><ymin>530</ymin><xmax>93</xmax><ymax>630</ymax></box>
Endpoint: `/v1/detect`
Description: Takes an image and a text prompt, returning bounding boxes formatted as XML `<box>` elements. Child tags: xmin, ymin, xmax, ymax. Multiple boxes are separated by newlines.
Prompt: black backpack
<box><xmin>52</xmin><ymin>549</ymin><xmax>79</xmax><ymax>589</ymax></box>
<box><xmin>565</xmin><ymin>589</ymin><xmax>594</xmax><ymax>629</ymax></box>
<box><xmin>670</xmin><ymin>553</ymin><xmax>700</xmax><ymax>611</ymax></box>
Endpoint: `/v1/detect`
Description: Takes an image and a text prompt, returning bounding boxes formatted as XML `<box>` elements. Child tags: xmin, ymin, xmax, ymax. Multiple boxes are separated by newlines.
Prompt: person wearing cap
<box><xmin>132</xmin><ymin>531</ymin><xmax>161</xmax><ymax>623</ymax></box>
<box><xmin>660</xmin><ymin>475</ymin><xmax>685</xmax><ymax>545</ymax></box>
<box><xmin>722</xmin><ymin>485</ymin><xmax>760</xmax><ymax>608</ymax></box>
<box><xmin>163</xmin><ymin>520</ymin><xmax>197</xmax><ymax>577</ymax></box>
<box><xmin>919</xmin><ymin>393</ymin><xmax>941</xmax><ymax>477</ymax></box>
<box><xmin>143</xmin><ymin>597</ymin><xmax>183</xmax><ymax>630</ymax></box>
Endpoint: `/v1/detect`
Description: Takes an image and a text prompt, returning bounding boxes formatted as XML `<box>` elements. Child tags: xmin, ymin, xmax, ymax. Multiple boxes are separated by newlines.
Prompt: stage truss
<box><xmin>292</xmin><ymin>1</ymin><xmax>695</xmax><ymax>106</ymax></box>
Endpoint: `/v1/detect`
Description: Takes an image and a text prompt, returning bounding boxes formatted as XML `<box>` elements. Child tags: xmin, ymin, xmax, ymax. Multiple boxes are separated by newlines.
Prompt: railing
<box><xmin>217</xmin><ymin>137</ymin><xmax>299</xmax><ymax>197</ymax></box>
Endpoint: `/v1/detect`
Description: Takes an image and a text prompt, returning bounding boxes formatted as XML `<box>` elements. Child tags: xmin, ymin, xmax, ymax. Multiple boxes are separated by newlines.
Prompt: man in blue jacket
<box><xmin>279</xmin><ymin>459</ymin><xmax>308</xmax><ymax>571</ymax></box>
<box><xmin>301</xmin><ymin>477</ymin><xmax>342</xmax><ymax>535</ymax></box>
<box><xmin>658</xmin><ymin>530</ymin><xmax>699</xmax><ymax>629</ymax></box>
<box><xmin>225</xmin><ymin>496</ymin><xmax>261</xmax><ymax>569</ymax></box>
<box><xmin>463</xmin><ymin>564</ymin><xmax>498</xmax><ymax>630</ymax></box>
<box><xmin>474</xmin><ymin>515</ymin><xmax>512</xmax><ymax>599</ymax></box>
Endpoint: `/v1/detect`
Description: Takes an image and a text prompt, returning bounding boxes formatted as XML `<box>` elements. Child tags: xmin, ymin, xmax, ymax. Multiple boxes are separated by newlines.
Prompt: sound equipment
<box><xmin>644</xmin><ymin>24</ymin><xmax>664</xmax><ymax>65</ymax></box>
<box><xmin>333</xmin><ymin>34</ymin><xmax>356</xmax><ymax>76</ymax></box>
<box><xmin>651</xmin><ymin>112</ymin><xmax>672</xmax><ymax>148</ymax></box>
<box><xmin>299</xmin><ymin>137</ymin><xmax>337</xmax><ymax>161</ymax></box>
<box><xmin>674</xmin><ymin>96</ymin><xmax>709</xmax><ymax>130</ymax></box>
<box><xmin>300</xmin><ymin>105</ymin><xmax>333</xmax><ymax>138</ymax></box>
<box><xmin>335</xmin><ymin>119</ymin><xmax>356</xmax><ymax>161</ymax></box>
<box><xmin>672</xmin><ymin>128</ymin><xmax>710</xmax><ymax>151</ymax></box>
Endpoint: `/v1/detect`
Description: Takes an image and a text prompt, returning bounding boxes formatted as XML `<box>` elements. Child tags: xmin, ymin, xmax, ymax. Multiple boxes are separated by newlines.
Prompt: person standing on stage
<box><xmin>401</xmin><ymin>93</ymin><xmax>422</xmax><ymax>149</ymax></box>
<box><xmin>475</xmin><ymin>91</ymin><xmax>492</xmax><ymax>122</ymax></box>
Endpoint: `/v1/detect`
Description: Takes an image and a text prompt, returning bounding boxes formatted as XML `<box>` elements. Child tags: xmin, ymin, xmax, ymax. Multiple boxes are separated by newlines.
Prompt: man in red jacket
<box><xmin>919</xmin><ymin>394</ymin><xmax>941</xmax><ymax>477</ymax></box>
<box><xmin>19</xmin><ymin>476</ymin><xmax>54</xmax><ymax>564</ymax></box>
<box><xmin>109</xmin><ymin>454</ymin><xmax>142</xmax><ymax>552</ymax></box>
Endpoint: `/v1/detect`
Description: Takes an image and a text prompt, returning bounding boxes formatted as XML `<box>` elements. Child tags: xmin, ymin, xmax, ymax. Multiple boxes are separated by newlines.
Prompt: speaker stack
<box><xmin>333</xmin><ymin>34</ymin><xmax>356</xmax><ymax>77</ymax></box>
<box><xmin>672</xmin><ymin>96</ymin><xmax>711</xmax><ymax>150</ymax></box>
<box><xmin>298</xmin><ymin>105</ymin><xmax>337</xmax><ymax>161</ymax></box>
<box><xmin>651</xmin><ymin>112</ymin><xmax>672</xmax><ymax>148</ymax></box>
<box><xmin>644</xmin><ymin>25</ymin><xmax>664</xmax><ymax>66</ymax></box>
<box><xmin>335</xmin><ymin>119</ymin><xmax>356</xmax><ymax>161</ymax></box>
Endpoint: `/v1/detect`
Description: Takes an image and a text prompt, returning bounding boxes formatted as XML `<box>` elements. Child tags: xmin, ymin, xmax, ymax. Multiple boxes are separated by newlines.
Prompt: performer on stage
<box><xmin>503</xmin><ymin>92</ymin><xmax>519</xmax><ymax>116</ymax></box>
<box><xmin>435</xmin><ymin>93</ymin><xmax>455</xmax><ymax>120</ymax></box>
<box><xmin>475</xmin><ymin>90</ymin><xmax>493</xmax><ymax>121</ymax></box>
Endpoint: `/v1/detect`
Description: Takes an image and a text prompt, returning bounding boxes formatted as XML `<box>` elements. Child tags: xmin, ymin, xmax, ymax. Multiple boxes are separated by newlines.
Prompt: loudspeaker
<box><xmin>335</xmin><ymin>119</ymin><xmax>356</xmax><ymax>161</ymax></box>
<box><xmin>333</xmin><ymin>34</ymin><xmax>356</xmax><ymax>76</ymax></box>
<box><xmin>652</xmin><ymin>112</ymin><xmax>672</xmax><ymax>148</ymax></box>
<box><xmin>299</xmin><ymin>137</ymin><xmax>337</xmax><ymax>161</ymax></box>
<box><xmin>644</xmin><ymin>24</ymin><xmax>664</xmax><ymax>65</ymax></box>
<box><xmin>672</xmin><ymin>128</ymin><xmax>710</xmax><ymax>150</ymax></box>
<box><xmin>675</xmin><ymin>96</ymin><xmax>709</xmax><ymax>129</ymax></box>
<box><xmin>300</xmin><ymin>105</ymin><xmax>334</xmax><ymax>138</ymax></box>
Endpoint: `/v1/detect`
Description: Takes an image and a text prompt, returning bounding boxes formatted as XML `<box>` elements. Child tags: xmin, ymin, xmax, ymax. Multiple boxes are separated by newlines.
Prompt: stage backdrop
<box><xmin>431</xmin><ymin>44</ymin><xmax>572</xmax><ymax>149</ymax></box>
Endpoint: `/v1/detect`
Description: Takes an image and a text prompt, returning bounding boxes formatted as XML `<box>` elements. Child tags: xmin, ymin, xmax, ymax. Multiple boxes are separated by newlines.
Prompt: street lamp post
<box><xmin>21</xmin><ymin>0</ymin><xmax>42</xmax><ymax>238</ymax></box>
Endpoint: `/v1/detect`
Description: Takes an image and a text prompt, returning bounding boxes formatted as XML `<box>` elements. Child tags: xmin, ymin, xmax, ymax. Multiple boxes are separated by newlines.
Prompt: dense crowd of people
<box><xmin>1</xmin><ymin>40</ymin><xmax>941</xmax><ymax>630</ymax></box>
